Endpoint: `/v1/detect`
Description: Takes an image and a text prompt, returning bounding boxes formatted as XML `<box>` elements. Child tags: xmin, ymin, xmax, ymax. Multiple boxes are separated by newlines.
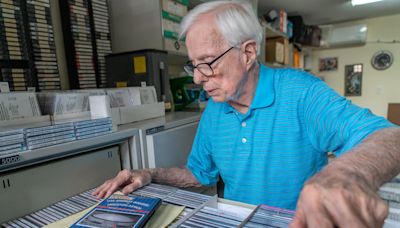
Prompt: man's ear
<box><xmin>241</xmin><ymin>40</ymin><xmax>257</xmax><ymax>70</ymax></box>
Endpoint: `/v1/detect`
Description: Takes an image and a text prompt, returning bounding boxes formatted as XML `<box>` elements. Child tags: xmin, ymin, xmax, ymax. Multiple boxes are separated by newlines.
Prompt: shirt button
<box><xmin>242</xmin><ymin>138</ymin><xmax>247</xmax><ymax>143</ymax></box>
<box><xmin>241</xmin><ymin>122</ymin><xmax>246</xmax><ymax>127</ymax></box>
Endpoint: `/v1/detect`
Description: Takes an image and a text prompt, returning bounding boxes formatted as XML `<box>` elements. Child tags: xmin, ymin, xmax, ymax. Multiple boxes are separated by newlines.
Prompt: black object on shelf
<box><xmin>105</xmin><ymin>49</ymin><xmax>171</xmax><ymax>103</ymax></box>
<box><xmin>59</xmin><ymin>0</ymin><xmax>112</xmax><ymax>89</ymax></box>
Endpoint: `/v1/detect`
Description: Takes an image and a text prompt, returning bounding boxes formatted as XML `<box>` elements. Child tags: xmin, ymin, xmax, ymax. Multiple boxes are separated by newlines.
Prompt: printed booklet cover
<box><xmin>71</xmin><ymin>194</ymin><xmax>162</xmax><ymax>228</ymax></box>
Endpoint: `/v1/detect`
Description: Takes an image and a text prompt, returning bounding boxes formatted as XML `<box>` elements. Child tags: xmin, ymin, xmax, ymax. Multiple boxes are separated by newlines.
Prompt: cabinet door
<box><xmin>146</xmin><ymin>121</ymin><xmax>198</xmax><ymax>168</ymax></box>
<box><xmin>0</xmin><ymin>147</ymin><xmax>120</xmax><ymax>223</ymax></box>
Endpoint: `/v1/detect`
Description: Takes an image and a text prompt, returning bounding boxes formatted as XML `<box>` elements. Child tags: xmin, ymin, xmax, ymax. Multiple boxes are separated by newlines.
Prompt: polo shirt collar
<box><xmin>223</xmin><ymin>64</ymin><xmax>275</xmax><ymax>113</ymax></box>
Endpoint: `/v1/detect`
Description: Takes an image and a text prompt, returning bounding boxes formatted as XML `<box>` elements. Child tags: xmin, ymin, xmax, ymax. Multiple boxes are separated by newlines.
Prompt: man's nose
<box><xmin>193</xmin><ymin>70</ymin><xmax>208</xmax><ymax>85</ymax></box>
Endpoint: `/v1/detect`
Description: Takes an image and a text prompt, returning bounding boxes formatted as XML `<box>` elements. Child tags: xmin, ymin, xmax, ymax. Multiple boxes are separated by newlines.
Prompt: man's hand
<box><xmin>290</xmin><ymin>170</ymin><xmax>388</xmax><ymax>228</ymax></box>
<box><xmin>92</xmin><ymin>169</ymin><xmax>151</xmax><ymax>199</ymax></box>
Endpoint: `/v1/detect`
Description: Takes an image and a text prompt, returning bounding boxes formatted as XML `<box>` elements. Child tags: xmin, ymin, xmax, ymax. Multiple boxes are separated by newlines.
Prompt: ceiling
<box><xmin>190</xmin><ymin>0</ymin><xmax>400</xmax><ymax>25</ymax></box>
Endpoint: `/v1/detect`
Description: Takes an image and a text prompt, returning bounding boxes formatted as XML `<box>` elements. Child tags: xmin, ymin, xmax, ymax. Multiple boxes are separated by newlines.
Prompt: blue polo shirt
<box><xmin>187</xmin><ymin>64</ymin><xmax>394</xmax><ymax>210</ymax></box>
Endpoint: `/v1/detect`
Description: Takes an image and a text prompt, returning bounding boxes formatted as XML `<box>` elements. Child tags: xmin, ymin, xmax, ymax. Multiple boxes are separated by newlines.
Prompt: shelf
<box><xmin>0</xmin><ymin>128</ymin><xmax>139</xmax><ymax>173</ymax></box>
<box><xmin>264</xmin><ymin>61</ymin><xmax>291</xmax><ymax>68</ymax></box>
<box><xmin>264</xmin><ymin>23</ymin><xmax>289</xmax><ymax>39</ymax></box>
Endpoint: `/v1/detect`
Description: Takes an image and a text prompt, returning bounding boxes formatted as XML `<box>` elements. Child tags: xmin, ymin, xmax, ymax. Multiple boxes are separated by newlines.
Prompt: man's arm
<box><xmin>93</xmin><ymin>167</ymin><xmax>201</xmax><ymax>199</ymax></box>
<box><xmin>291</xmin><ymin>127</ymin><xmax>400</xmax><ymax>228</ymax></box>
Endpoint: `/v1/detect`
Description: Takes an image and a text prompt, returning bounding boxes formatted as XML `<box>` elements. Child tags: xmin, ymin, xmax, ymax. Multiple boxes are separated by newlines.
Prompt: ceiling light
<box><xmin>351</xmin><ymin>0</ymin><xmax>384</xmax><ymax>6</ymax></box>
<box><xmin>360</xmin><ymin>26</ymin><xmax>367</xmax><ymax>32</ymax></box>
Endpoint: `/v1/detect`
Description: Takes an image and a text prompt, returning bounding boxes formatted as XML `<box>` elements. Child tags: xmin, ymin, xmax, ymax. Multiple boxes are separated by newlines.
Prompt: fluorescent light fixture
<box><xmin>351</xmin><ymin>0</ymin><xmax>383</xmax><ymax>6</ymax></box>
<box><xmin>360</xmin><ymin>26</ymin><xmax>367</xmax><ymax>32</ymax></box>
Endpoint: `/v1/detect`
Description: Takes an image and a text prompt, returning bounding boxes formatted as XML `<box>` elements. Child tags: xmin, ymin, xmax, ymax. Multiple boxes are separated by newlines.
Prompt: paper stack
<box><xmin>0</xmin><ymin>128</ymin><xmax>25</xmax><ymax>156</ymax></box>
<box><xmin>25</xmin><ymin>123</ymin><xmax>76</xmax><ymax>150</ymax></box>
<box><xmin>0</xmin><ymin>92</ymin><xmax>41</xmax><ymax>121</ymax></box>
<box><xmin>74</xmin><ymin>117</ymin><xmax>113</xmax><ymax>140</ymax></box>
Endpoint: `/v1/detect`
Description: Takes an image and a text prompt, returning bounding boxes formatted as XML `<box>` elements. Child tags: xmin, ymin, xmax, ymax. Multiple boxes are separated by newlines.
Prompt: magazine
<box><xmin>70</xmin><ymin>194</ymin><xmax>162</xmax><ymax>228</ymax></box>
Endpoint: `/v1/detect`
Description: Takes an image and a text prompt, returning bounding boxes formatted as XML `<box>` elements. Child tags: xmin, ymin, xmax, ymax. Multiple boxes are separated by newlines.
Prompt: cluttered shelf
<box><xmin>260</xmin><ymin>9</ymin><xmax>315</xmax><ymax>70</ymax></box>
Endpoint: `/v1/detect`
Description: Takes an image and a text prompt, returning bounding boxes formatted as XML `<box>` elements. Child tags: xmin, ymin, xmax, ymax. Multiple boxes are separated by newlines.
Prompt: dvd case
<box><xmin>70</xmin><ymin>194</ymin><xmax>161</xmax><ymax>228</ymax></box>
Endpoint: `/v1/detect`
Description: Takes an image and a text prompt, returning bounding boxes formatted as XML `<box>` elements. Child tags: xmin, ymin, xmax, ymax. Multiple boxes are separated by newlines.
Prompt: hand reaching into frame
<box><xmin>92</xmin><ymin>169</ymin><xmax>151</xmax><ymax>199</ymax></box>
<box><xmin>290</xmin><ymin>170</ymin><xmax>388</xmax><ymax>228</ymax></box>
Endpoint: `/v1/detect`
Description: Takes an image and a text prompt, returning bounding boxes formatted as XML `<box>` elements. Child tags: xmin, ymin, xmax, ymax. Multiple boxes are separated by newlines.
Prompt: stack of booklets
<box><xmin>0</xmin><ymin>128</ymin><xmax>25</xmax><ymax>156</ymax></box>
<box><xmin>131</xmin><ymin>183</ymin><xmax>211</xmax><ymax>210</ymax></box>
<box><xmin>25</xmin><ymin>122</ymin><xmax>76</xmax><ymax>150</ymax></box>
<box><xmin>105</xmin><ymin>88</ymin><xmax>141</xmax><ymax>108</ymax></box>
<box><xmin>0</xmin><ymin>92</ymin><xmax>42</xmax><ymax>121</ymax></box>
<box><xmin>243</xmin><ymin>204</ymin><xmax>295</xmax><ymax>228</ymax></box>
<box><xmin>36</xmin><ymin>92</ymin><xmax>89</xmax><ymax>115</ymax></box>
<box><xmin>70</xmin><ymin>193</ymin><xmax>161</xmax><ymax>228</ymax></box>
<box><xmin>379</xmin><ymin>175</ymin><xmax>400</xmax><ymax>226</ymax></box>
<box><xmin>131</xmin><ymin>183</ymin><xmax>212</xmax><ymax>223</ymax></box>
<box><xmin>74</xmin><ymin>117</ymin><xmax>113</xmax><ymax>140</ymax></box>
<box><xmin>177</xmin><ymin>206</ymin><xmax>245</xmax><ymax>227</ymax></box>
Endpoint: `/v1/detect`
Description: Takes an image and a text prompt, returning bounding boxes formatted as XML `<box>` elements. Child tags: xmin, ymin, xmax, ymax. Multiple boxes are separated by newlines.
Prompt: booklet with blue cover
<box><xmin>70</xmin><ymin>194</ymin><xmax>162</xmax><ymax>228</ymax></box>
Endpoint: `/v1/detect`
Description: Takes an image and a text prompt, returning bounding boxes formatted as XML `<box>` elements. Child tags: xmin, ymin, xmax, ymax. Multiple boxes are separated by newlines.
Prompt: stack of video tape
<box><xmin>25</xmin><ymin>122</ymin><xmax>76</xmax><ymax>150</ymax></box>
<box><xmin>68</xmin><ymin>0</ymin><xmax>97</xmax><ymax>89</ymax></box>
<box><xmin>132</xmin><ymin>183</ymin><xmax>212</xmax><ymax>223</ymax></box>
<box><xmin>0</xmin><ymin>0</ymin><xmax>28</xmax><ymax>61</ymax></box>
<box><xmin>379</xmin><ymin>176</ymin><xmax>400</xmax><ymax>226</ymax></box>
<box><xmin>1</xmin><ymin>68</ymin><xmax>29</xmax><ymax>91</ymax></box>
<box><xmin>0</xmin><ymin>128</ymin><xmax>25</xmax><ymax>156</ymax></box>
<box><xmin>178</xmin><ymin>206</ymin><xmax>245</xmax><ymax>228</ymax></box>
<box><xmin>243</xmin><ymin>204</ymin><xmax>294</xmax><ymax>228</ymax></box>
<box><xmin>73</xmin><ymin>117</ymin><xmax>112</xmax><ymax>140</ymax></box>
<box><xmin>91</xmin><ymin>0</ymin><xmax>111</xmax><ymax>88</ymax></box>
<box><xmin>133</xmin><ymin>183</ymin><xmax>212</xmax><ymax>209</ymax></box>
<box><xmin>26</xmin><ymin>0</ymin><xmax>61</xmax><ymax>90</ymax></box>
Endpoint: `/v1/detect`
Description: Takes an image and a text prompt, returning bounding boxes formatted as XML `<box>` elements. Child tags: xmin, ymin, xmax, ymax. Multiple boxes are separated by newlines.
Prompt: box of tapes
<box><xmin>105</xmin><ymin>86</ymin><xmax>164</xmax><ymax>125</ymax></box>
<box><xmin>105</xmin><ymin>88</ymin><xmax>141</xmax><ymax>108</ymax></box>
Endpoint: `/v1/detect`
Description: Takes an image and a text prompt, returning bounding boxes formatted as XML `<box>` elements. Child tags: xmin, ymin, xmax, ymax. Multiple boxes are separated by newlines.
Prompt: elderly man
<box><xmin>94</xmin><ymin>1</ymin><xmax>400</xmax><ymax>227</ymax></box>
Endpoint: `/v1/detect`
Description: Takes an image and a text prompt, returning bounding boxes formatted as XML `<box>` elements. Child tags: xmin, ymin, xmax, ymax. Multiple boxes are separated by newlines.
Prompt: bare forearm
<box><xmin>145</xmin><ymin>167</ymin><xmax>202</xmax><ymax>188</ymax></box>
<box><xmin>325</xmin><ymin>127</ymin><xmax>400</xmax><ymax>189</ymax></box>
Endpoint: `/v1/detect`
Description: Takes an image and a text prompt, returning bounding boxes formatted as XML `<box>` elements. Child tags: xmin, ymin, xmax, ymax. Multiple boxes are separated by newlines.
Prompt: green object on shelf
<box><xmin>170</xmin><ymin>76</ymin><xmax>204</xmax><ymax>111</ymax></box>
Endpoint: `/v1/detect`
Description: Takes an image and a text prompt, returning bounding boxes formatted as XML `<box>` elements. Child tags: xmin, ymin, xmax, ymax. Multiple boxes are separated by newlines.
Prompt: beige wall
<box><xmin>311</xmin><ymin>14</ymin><xmax>400</xmax><ymax>118</ymax></box>
<box><xmin>50</xmin><ymin>0</ymin><xmax>69</xmax><ymax>90</ymax></box>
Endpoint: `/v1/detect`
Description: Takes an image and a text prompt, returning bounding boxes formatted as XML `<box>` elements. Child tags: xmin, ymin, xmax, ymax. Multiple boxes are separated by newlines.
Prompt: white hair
<box><xmin>179</xmin><ymin>0</ymin><xmax>263</xmax><ymax>56</ymax></box>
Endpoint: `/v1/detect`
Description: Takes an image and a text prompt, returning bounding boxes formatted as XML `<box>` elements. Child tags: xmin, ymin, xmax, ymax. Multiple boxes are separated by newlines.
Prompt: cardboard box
<box><xmin>162</xmin><ymin>0</ymin><xmax>187</xmax><ymax>17</ymax></box>
<box><xmin>265</xmin><ymin>37</ymin><xmax>289</xmax><ymax>65</ymax></box>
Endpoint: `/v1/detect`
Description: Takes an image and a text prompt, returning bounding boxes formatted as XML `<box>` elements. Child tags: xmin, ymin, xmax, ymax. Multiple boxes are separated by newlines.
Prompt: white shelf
<box><xmin>264</xmin><ymin>23</ymin><xmax>288</xmax><ymax>39</ymax></box>
<box><xmin>0</xmin><ymin>128</ymin><xmax>140</xmax><ymax>173</ymax></box>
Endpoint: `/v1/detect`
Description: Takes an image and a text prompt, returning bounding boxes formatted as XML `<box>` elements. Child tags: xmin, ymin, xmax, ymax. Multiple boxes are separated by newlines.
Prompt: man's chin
<box><xmin>210</xmin><ymin>95</ymin><xmax>225</xmax><ymax>103</ymax></box>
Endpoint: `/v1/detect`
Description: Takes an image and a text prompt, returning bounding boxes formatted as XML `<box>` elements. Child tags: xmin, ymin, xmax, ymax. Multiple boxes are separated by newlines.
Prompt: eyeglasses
<box><xmin>184</xmin><ymin>46</ymin><xmax>235</xmax><ymax>77</ymax></box>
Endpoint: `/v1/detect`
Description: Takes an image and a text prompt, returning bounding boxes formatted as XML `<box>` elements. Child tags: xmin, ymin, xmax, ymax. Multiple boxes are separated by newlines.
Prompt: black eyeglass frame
<box><xmin>184</xmin><ymin>46</ymin><xmax>236</xmax><ymax>77</ymax></box>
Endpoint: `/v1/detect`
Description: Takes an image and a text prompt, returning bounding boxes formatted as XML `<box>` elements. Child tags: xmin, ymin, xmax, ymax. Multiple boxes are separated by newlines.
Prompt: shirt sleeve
<box><xmin>186</xmin><ymin>105</ymin><xmax>219</xmax><ymax>186</ymax></box>
<box><xmin>303</xmin><ymin>80</ymin><xmax>396</xmax><ymax>156</ymax></box>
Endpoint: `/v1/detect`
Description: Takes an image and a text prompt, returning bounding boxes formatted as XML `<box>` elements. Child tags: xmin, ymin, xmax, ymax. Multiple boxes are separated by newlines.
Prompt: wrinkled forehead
<box><xmin>186</xmin><ymin>14</ymin><xmax>225</xmax><ymax>47</ymax></box>
<box><xmin>185</xmin><ymin>15</ymin><xmax>227</xmax><ymax>57</ymax></box>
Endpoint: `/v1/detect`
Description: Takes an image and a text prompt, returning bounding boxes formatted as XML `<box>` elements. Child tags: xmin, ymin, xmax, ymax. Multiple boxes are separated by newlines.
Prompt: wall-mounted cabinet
<box><xmin>109</xmin><ymin>0</ymin><xmax>188</xmax><ymax>56</ymax></box>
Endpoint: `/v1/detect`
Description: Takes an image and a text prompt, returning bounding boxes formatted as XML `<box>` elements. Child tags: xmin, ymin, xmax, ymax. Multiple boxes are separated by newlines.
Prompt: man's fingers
<box><xmin>292</xmin><ymin>186</ymin><xmax>335</xmax><ymax>228</ymax></box>
<box><xmin>289</xmin><ymin>207</ymin><xmax>306</xmax><ymax>228</ymax></box>
<box><xmin>121</xmin><ymin>181</ymin><xmax>142</xmax><ymax>195</ymax></box>
<box><xmin>92</xmin><ymin>169</ymin><xmax>132</xmax><ymax>199</ymax></box>
<box><xmin>304</xmin><ymin>210</ymin><xmax>334</xmax><ymax>228</ymax></box>
<box><xmin>375</xmin><ymin>199</ymin><xmax>389</xmax><ymax>226</ymax></box>
<box><xmin>295</xmin><ymin>194</ymin><xmax>387</xmax><ymax>228</ymax></box>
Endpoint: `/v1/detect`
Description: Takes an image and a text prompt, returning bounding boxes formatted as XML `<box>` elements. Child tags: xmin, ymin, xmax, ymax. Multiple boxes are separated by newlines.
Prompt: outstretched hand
<box><xmin>290</xmin><ymin>170</ymin><xmax>388</xmax><ymax>228</ymax></box>
<box><xmin>92</xmin><ymin>169</ymin><xmax>152</xmax><ymax>199</ymax></box>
